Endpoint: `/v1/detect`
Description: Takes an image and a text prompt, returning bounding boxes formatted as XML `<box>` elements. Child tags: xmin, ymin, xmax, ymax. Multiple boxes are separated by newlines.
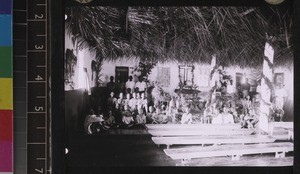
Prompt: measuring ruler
<box><xmin>26</xmin><ymin>0</ymin><xmax>50</xmax><ymax>173</ymax></box>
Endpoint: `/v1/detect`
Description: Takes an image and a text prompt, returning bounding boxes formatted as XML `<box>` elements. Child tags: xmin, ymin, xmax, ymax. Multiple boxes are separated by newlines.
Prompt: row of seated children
<box><xmin>146</xmin><ymin>105</ymin><xmax>193</xmax><ymax>124</ymax></box>
<box><xmin>107</xmin><ymin>92</ymin><xmax>148</xmax><ymax>113</ymax></box>
<box><xmin>84</xmin><ymin>107</ymin><xmax>148</xmax><ymax>134</ymax></box>
<box><xmin>203</xmin><ymin>103</ymin><xmax>236</xmax><ymax>124</ymax></box>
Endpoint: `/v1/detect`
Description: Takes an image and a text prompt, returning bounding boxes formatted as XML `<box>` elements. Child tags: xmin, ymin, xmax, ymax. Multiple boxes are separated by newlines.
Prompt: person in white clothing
<box><xmin>181</xmin><ymin>107</ymin><xmax>192</xmax><ymax>124</ymax></box>
<box><xmin>122</xmin><ymin>105</ymin><xmax>134</xmax><ymax>125</ymax></box>
<box><xmin>135</xmin><ymin>76</ymin><xmax>147</xmax><ymax>94</ymax></box>
<box><xmin>129</xmin><ymin>92</ymin><xmax>138</xmax><ymax>110</ymax></box>
<box><xmin>212</xmin><ymin>109</ymin><xmax>222</xmax><ymax>124</ymax></box>
<box><xmin>274</xmin><ymin>84</ymin><xmax>287</xmax><ymax>110</ymax></box>
<box><xmin>222</xmin><ymin>107</ymin><xmax>234</xmax><ymax>124</ymax></box>
<box><xmin>125</xmin><ymin>76</ymin><xmax>135</xmax><ymax>94</ymax></box>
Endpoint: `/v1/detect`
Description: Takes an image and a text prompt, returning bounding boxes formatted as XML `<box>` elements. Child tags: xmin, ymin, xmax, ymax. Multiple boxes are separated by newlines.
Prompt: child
<box><xmin>84</xmin><ymin>109</ymin><xmax>104</xmax><ymax>134</ymax></box>
<box><xmin>129</xmin><ymin>92</ymin><xmax>138</xmax><ymax>111</ymax></box>
<box><xmin>181</xmin><ymin>107</ymin><xmax>192</xmax><ymax>124</ymax></box>
<box><xmin>107</xmin><ymin>92</ymin><xmax>117</xmax><ymax>110</ymax></box>
<box><xmin>116</xmin><ymin>92</ymin><xmax>124</xmax><ymax>109</ymax></box>
<box><xmin>166</xmin><ymin>105</ymin><xmax>177</xmax><ymax>123</ymax></box>
<box><xmin>222</xmin><ymin>107</ymin><xmax>234</xmax><ymax>124</ymax></box>
<box><xmin>138</xmin><ymin>93</ymin><xmax>148</xmax><ymax>113</ymax></box>
<box><xmin>242</xmin><ymin>108</ymin><xmax>259</xmax><ymax>129</ymax></box>
<box><xmin>122</xmin><ymin>105</ymin><xmax>134</xmax><ymax>126</ymax></box>
<box><xmin>152</xmin><ymin>108</ymin><xmax>167</xmax><ymax>124</ymax></box>
<box><xmin>146</xmin><ymin>106</ymin><xmax>155</xmax><ymax>123</ymax></box>
<box><xmin>105</xmin><ymin>110</ymin><xmax>115</xmax><ymax>126</ymax></box>
<box><xmin>123</xmin><ymin>93</ymin><xmax>131</xmax><ymax>107</ymax></box>
<box><xmin>135</xmin><ymin>108</ymin><xmax>146</xmax><ymax>124</ymax></box>
<box><xmin>211</xmin><ymin>109</ymin><xmax>222</xmax><ymax>124</ymax></box>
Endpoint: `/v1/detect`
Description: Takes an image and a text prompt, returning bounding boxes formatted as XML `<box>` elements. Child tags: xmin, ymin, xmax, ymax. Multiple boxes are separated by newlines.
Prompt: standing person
<box><xmin>242</xmin><ymin>78</ymin><xmax>251</xmax><ymax>98</ymax></box>
<box><xmin>115</xmin><ymin>79</ymin><xmax>125</xmax><ymax>96</ymax></box>
<box><xmin>242</xmin><ymin>95</ymin><xmax>252</xmax><ymax>116</ymax></box>
<box><xmin>274</xmin><ymin>84</ymin><xmax>288</xmax><ymax>110</ymax></box>
<box><xmin>222</xmin><ymin>107</ymin><xmax>234</xmax><ymax>124</ymax></box>
<box><xmin>106</xmin><ymin>76</ymin><xmax>116</xmax><ymax>93</ymax></box>
<box><xmin>135</xmin><ymin>76</ymin><xmax>147</xmax><ymax>94</ymax></box>
<box><xmin>125</xmin><ymin>76</ymin><xmax>135</xmax><ymax>94</ymax></box>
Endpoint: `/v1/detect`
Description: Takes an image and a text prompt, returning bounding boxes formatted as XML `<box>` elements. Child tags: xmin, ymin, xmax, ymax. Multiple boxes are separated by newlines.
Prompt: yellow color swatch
<box><xmin>0</xmin><ymin>78</ymin><xmax>12</xmax><ymax>110</ymax></box>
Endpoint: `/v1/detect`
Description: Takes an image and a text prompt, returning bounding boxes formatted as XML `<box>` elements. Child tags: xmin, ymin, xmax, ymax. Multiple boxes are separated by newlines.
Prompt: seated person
<box><xmin>146</xmin><ymin>106</ymin><xmax>155</xmax><ymax>123</ymax></box>
<box><xmin>103</xmin><ymin>110</ymin><xmax>115</xmax><ymax>127</ymax></box>
<box><xmin>123</xmin><ymin>93</ymin><xmax>131</xmax><ymax>107</ymax></box>
<box><xmin>129</xmin><ymin>92</ymin><xmax>138</xmax><ymax>111</ymax></box>
<box><xmin>107</xmin><ymin>92</ymin><xmax>117</xmax><ymax>110</ymax></box>
<box><xmin>203</xmin><ymin>106</ymin><xmax>214</xmax><ymax>124</ymax></box>
<box><xmin>138</xmin><ymin>93</ymin><xmax>148</xmax><ymax>113</ymax></box>
<box><xmin>166</xmin><ymin>105</ymin><xmax>178</xmax><ymax>123</ymax></box>
<box><xmin>242</xmin><ymin>95</ymin><xmax>252</xmax><ymax>116</ymax></box>
<box><xmin>122</xmin><ymin>105</ymin><xmax>134</xmax><ymax>126</ymax></box>
<box><xmin>272</xmin><ymin>108</ymin><xmax>285</xmax><ymax>122</ymax></box>
<box><xmin>181</xmin><ymin>107</ymin><xmax>192</xmax><ymax>124</ymax></box>
<box><xmin>84</xmin><ymin>109</ymin><xmax>104</xmax><ymax>134</ymax></box>
<box><xmin>222</xmin><ymin>107</ymin><xmax>234</xmax><ymax>124</ymax></box>
<box><xmin>211</xmin><ymin>109</ymin><xmax>223</xmax><ymax>124</ymax></box>
<box><xmin>152</xmin><ymin>108</ymin><xmax>168</xmax><ymax>124</ymax></box>
<box><xmin>135</xmin><ymin>108</ymin><xmax>146</xmax><ymax>124</ymax></box>
<box><xmin>241</xmin><ymin>109</ymin><xmax>259</xmax><ymax>129</ymax></box>
<box><xmin>116</xmin><ymin>92</ymin><xmax>124</xmax><ymax>109</ymax></box>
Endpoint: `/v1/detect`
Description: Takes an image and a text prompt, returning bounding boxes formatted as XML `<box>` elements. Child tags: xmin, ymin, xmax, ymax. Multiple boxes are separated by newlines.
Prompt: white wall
<box><xmin>65</xmin><ymin>30</ymin><xmax>96</xmax><ymax>90</ymax></box>
<box><xmin>65</xmin><ymin>29</ymin><xmax>293</xmax><ymax>99</ymax></box>
<box><xmin>100</xmin><ymin>57</ymin><xmax>140</xmax><ymax>85</ymax></box>
<box><xmin>148</xmin><ymin>61</ymin><xmax>179</xmax><ymax>93</ymax></box>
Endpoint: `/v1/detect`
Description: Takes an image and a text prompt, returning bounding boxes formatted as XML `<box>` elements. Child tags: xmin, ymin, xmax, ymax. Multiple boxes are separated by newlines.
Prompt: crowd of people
<box><xmin>83</xmin><ymin>74</ymin><xmax>288</xmax><ymax>135</ymax></box>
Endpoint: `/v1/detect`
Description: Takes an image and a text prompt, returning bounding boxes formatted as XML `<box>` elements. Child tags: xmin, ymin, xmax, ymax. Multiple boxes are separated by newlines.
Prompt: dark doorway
<box><xmin>115</xmin><ymin>66</ymin><xmax>129</xmax><ymax>83</ymax></box>
<box><xmin>236</xmin><ymin>73</ymin><xmax>243</xmax><ymax>92</ymax></box>
<box><xmin>115</xmin><ymin>66</ymin><xmax>129</xmax><ymax>94</ymax></box>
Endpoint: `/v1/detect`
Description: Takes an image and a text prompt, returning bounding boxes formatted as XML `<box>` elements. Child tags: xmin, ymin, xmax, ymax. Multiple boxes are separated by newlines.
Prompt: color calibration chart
<box><xmin>0</xmin><ymin>0</ymin><xmax>13</xmax><ymax>173</ymax></box>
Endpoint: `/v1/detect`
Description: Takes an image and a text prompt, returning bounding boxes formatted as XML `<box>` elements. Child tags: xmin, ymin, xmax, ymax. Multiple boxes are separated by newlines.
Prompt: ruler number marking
<box><xmin>35</xmin><ymin>106</ymin><xmax>44</xmax><ymax>112</ymax></box>
<box><xmin>35</xmin><ymin>14</ymin><xmax>44</xmax><ymax>19</ymax></box>
<box><xmin>35</xmin><ymin>75</ymin><xmax>44</xmax><ymax>81</ymax></box>
<box><xmin>35</xmin><ymin>45</ymin><xmax>44</xmax><ymax>50</ymax></box>
<box><xmin>35</xmin><ymin>168</ymin><xmax>44</xmax><ymax>173</ymax></box>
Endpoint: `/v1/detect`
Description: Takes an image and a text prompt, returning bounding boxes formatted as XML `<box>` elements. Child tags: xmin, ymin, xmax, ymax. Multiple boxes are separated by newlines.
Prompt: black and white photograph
<box><xmin>63</xmin><ymin>3</ymin><xmax>294</xmax><ymax>168</ymax></box>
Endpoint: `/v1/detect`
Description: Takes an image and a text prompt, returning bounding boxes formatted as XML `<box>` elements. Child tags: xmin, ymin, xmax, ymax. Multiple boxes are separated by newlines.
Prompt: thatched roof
<box><xmin>65</xmin><ymin>5</ymin><xmax>293</xmax><ymax>68</ymax></box>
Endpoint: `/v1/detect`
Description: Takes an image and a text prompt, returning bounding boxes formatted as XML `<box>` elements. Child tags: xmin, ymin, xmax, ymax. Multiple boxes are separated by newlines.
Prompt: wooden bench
<box><xmin>146</xmin><ymin>123</ymin><xmax>242</xmax><ymax>131</ymax></box>
<box><xmin>152</xmin><ymin>135</ymin><xmax>276</xmax><ymax>148</ymax></box>
<box><xmin>272</xmin><ymin>122</ymin><xmax>293</xmax><ymax>129</ymax></box>
<box><xmin>164</xmin><ymin>142</ymin><xmax>293</xmax><ymax>162</ymax></box>
<box><xmin>148</xmin><ymin>129</ymin><xmax>254</xmax><ymax>137</ymax></box>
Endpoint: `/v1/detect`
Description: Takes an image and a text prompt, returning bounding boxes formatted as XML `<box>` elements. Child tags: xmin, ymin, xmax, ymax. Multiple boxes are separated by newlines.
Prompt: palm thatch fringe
<box><xmin>65</xmin><ymin>6</ymin><xmax>293</xmax><ymax>68</ymax></box>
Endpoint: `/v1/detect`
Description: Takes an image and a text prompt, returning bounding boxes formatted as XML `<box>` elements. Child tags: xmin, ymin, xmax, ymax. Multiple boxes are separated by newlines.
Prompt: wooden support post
<box><xmin>181</xmin><ymin>159</ymin><xmax>190</xmax><ymax>165</ymax></box>
<box><xmin>231</xmin><ymin>154</ymin><xmax>241</xmax><ymax>161</ymax></box>
<box><xmin>288</xmin><ymin>130</ymin><xmax>293</xmax><ymax>140</ymax></box>
<box><xmin>259</xmin><ymin>41</ymin><xmax>274</xmax><ymax>134</ymax></box>
<box><xmin>167</xmin><ymin>145</ymin><xmax>170</xmax><ymax>149</ymax></box>
<box><xmin>275</xmin><ymin>151</ymin><xmax>286</xmax><ymax>158</ymax></box>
